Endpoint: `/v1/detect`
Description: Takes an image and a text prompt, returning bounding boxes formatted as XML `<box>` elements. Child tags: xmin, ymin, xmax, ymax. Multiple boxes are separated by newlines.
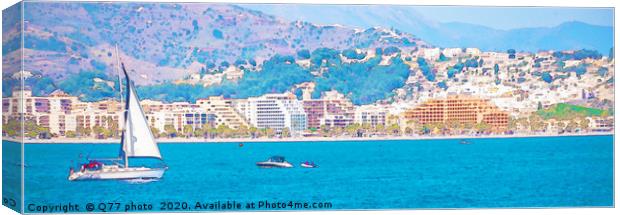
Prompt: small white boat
<box><xmin>459</xmin><ymin>139</ymin><xmax>471</xmax><ymax>145</ymax></box>
<box><xmin>256</xmin><ymin>156</ymin><xmax>293</xmax><ymax>168</ymax></box>
<box><xmin>300</xmin><ymin>161</ymin><xmax>318</xmax><ymax>168</ymax></box>
<box><xmin>69</xmin><ymin>52</ymin><xmax>167</xmax><ymax>181</ymax></box>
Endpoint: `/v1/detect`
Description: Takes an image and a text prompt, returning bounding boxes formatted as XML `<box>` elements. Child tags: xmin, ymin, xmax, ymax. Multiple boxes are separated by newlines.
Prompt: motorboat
<box><xmin>256</xmin><ymin>156</ymin><xmax>293</xmax><ymax>168</ymax></box>
<box><xmin>300</xmin><ymin>161</ymin><xmax>318</xmax><ymax>168</ymax></box>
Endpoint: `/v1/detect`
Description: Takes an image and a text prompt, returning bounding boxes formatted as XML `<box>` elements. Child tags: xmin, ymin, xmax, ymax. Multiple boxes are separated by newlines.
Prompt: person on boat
<box><xmin>81</xmin><ymin>160</ymin><xmax>102</xmax><ymax>171</ymax></box>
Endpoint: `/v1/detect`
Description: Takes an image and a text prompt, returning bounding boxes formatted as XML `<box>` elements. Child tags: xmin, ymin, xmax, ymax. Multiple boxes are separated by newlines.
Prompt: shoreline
<box><xmin>3</xmin><ymin>132</ymin><xmax>613</xmax><ymax>144</ymax></box>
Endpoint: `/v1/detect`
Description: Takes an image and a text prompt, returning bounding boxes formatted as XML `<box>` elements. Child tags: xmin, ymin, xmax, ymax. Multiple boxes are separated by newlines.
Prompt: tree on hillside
<box><xmin>507</xmin><ymin>49</ymin><xmax>516</xmax><ymax>59</ymax></box>
<box><xmin>537</xmin><ymin>101</ymin><xmax>543</xmax><ymax>111</ymax></box>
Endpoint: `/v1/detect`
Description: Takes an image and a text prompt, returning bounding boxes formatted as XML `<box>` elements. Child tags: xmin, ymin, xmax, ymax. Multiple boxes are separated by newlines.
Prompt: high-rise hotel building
<box><xmin>237</xmin><ymin>93</ymin><xmax>307</xmax><ymax>136</ymax></box>
<box><xmin>403</xmin><ymin>95</ymin><xmax>509</xmax><ymax>132</ymax></box>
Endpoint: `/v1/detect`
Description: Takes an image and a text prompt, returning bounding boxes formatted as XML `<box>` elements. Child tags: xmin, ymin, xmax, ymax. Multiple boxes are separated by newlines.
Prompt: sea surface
<box><xmin>3</xmin><ymin>135</ymin><xmax>615</xmax><ymax>212</ymax></box>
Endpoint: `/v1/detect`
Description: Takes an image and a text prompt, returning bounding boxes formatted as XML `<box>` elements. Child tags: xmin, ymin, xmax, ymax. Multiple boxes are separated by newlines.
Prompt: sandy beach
<box><xmin>4</xmin><ymin>131</ymin><xmax>613</xmax><ymax>144</ymax></box>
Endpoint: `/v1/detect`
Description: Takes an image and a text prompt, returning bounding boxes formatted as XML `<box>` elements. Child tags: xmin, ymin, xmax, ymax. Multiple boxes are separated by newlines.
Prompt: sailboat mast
<box><xmin>115</xmin><ymin>45</ymin><xmax>129</xmax><ymax>168</ymax></box>
<box><xmin>115</xmin><ymin>44</ymin><xmax>124</xmax><ymax>112</ymax></box>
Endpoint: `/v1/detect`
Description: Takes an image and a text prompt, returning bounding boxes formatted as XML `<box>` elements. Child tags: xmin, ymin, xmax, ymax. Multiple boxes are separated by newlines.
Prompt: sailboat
<box><xmin>68</xmin><ymin>59</ymin><xmax>167</xmax><ymax>181</ymax></box>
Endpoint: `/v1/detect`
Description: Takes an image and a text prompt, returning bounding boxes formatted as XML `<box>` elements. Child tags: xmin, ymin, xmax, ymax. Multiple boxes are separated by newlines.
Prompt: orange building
<box><xmin>403</xmin><ymin>95</ymin><xmax>509</xmax><ymax>132</ymax></box>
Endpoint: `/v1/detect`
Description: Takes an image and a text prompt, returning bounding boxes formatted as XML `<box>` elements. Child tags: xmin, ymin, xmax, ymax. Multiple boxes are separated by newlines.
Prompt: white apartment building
<box><xmin>240</xmin><ymin>93</ymin><xmax>307</xmax><ymax>136</ymax></box>
<box><xmin>145</xmin><ymin>107</ymin><xmax>215</xmax><ymax>134</ymax></box>
<box><xmin>465</xmin><ymin>48</ymin><xmax>481</xmax><ymax>56</ymax></box>
<box><xmin>421</xmin><ymin>48</ymin><xmax>441</xmax><ymax>60</ymax></box>
<box><xmin>354</xmin><ymin>105</ymin><xmax>387</xmax><ymax>127</ymax></box>
<box><xmin>196</xmin><ymin>96</ymin><xmax>248</xmax><ymax>129</ymax></box>
<box><xmin>442</xmin><ymin>48</ymin><xmax>463</xmax><ymax>58</ymax></box>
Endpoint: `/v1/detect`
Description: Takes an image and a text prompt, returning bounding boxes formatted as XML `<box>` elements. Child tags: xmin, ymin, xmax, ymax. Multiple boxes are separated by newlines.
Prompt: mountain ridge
<box><xmin>5</xmin><ymin>2</ymin><xmax>428</xmax><ymax>86</ymax></box>
<box><xmin>243</xmin><ymin>4</ymin><xmax>613</xmax><ymax>54</ymax></box>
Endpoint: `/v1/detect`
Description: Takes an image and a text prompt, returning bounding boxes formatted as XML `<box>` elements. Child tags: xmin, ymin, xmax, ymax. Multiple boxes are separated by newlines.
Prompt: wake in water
<box><xmin>122</xmin><ymin>178</ymin><xmax>160</xmax><ymax>184</ymax></box>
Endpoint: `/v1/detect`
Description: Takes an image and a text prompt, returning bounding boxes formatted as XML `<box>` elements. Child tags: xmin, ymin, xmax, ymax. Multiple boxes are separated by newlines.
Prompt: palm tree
<box><xmin>345</xmin><ymin>123</ymin><xmax>359</xmax><ymax>136</ymax></box>
<box><xmin>528</xmin><ymin>115</ymin><xmax>545</xmax><ymax>132</ymax></box>
<box><xmin>566</xmin><ymin>120</ymin><xmax>579</xmax><ymax>133</ymax></box>
<box><xmin>164</xmin><ymin>124</ymin><xmax>177</xmax><ymax>138</ymax></box>
<box><xmin>193</xmin><ymin>126</ymin><xmax>205</xmax><ymax>138</ymax></box>
<box><xmin>281</xmin><ymin>127</ymin><xmax>291</xmax><ymax>138</ymax></box>
<box><xmin>387</xmin><ymin>114</ymin><xmax>400</xmax><ymax>125</ymax></box>
<box><xmin>578</xmin><ymin>117</ymin><xmax>590</xmax><ymax>132</ymax></box>
<box><xmin>183</xmin><ymin>125</ymin><xmax>194</xmax><ymax>137</ymax></box>
<box><xmin>419</xmin><ymin>124</ymin><xmax>431</xmax><ymax>135</ymax></box>
<box><xmin>107</xmin><ymin>117</ymin><xmax>119</xmax><ymax>137</ymax></box>
<box><xmin>236</xmin><ymin>125</ymin><xmax>249</xmax><ymax>137</ymax></box>
<box><xmin>265</xmin><ymin>128</ymin><xmax>275</xmax><ymax>138</ymax></box>
<box><xmin>375</xmin><ymin>124</ymin><xmax>385</xmax><ymax>135</ymax></box>
<box><xmin>507</xmin><ymin>117</ymin><xmax>518</xmax><ymax>132</ymax></box>
<box><xmin>150</xmin><ymin>126</ymin><xmax>161</xmax><ymax>138</ymax></box>
<box><xmin>249</xmin><ymin>126</ymin><xmax>258</xmax><ymax>138</ymax></box>
<box><xmin>359</xmin><ymin>123</ymin><xmax>371</xmax><ymax>137</ymax></box>
<box><xmin>446</xmin><ymin>120</ymin><xmax>460</xmax><ymax>135</ymax></box>
<box><xmin>475</xmin><ymin>122</ymin><xmax>491</xmax><ymax>134</ymax></box>
<box><xmin>555</xmin><ymin>121</ymin><xmax>565</xmax><ymax>133</ymax></box>
<box><xmin>216</xmin><ymin>124</ymin><xmax>231</xmax><ymax>138</ymax></box>
<box><xmin>208</xmin><ymin>126</ymin><xmax>217</xmax><ymax>139</ymax></box>
<box><xmin>404</xmin><ymin>127</ymin><xmax>413</xmax><ymax>136</ymax></box>
<box><xmin>387</xmin><ymin>123</ymin><xmax>400</xmax><ymax>136</ymax></box>
<box><xmin>65</xmin><ymin>130</ymin><xmax>77</xmax><ymax>138</ymax></box>
<box><xmin>320</xmin><ymin>125</ymin><xmax>329</xmax><ymax>137</ymax></box>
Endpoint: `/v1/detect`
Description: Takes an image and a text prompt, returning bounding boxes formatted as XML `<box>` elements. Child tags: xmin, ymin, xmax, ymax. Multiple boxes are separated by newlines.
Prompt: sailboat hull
<box><xmin>69</xmin><ymin>165</ymin><xmax>166</xmax><ymax>181</ymax></box>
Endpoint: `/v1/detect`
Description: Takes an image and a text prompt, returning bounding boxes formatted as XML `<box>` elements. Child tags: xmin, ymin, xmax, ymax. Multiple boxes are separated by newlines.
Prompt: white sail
<box><xmin>122</xmin><ymin>82</ymin><xmax>162</xmax><ymax>160</ymax></box>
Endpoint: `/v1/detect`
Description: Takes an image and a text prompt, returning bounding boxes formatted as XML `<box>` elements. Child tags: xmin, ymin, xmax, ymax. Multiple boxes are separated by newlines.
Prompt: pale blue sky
<box><xmin>242</xmin><ymin>4</ymin><xmax>614</xmax><ymax>30</ymax></box>
<box><xmin>414</xmin><ymin>6</ymin><xmax>613</xmax><ymax>30</ymax></box>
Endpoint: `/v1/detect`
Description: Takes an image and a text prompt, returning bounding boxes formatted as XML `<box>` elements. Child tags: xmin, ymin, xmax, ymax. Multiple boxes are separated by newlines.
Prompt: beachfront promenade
<box><xmin>6</xmin><ymin>131</ymin><xmax>613</xmax><ymax>144</ymax></box>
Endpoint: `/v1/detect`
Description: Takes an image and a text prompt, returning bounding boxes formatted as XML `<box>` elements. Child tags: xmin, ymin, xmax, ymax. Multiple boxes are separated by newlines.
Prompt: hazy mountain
<box><xmin>432</xmin><ymin>21</ymin><xmax>613</xmax><ymax>53</ymax></box>
<box><xmin>244</xmin><ymin>4</ymin><xmax>613</xmax><ymax>54</ymax></box>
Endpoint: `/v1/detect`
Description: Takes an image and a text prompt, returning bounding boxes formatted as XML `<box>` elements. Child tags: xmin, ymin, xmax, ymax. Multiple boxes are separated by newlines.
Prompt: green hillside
<box><xmin>536</xmin><ymin>103</ymin><xmax>610</xmax><ymax>120</ymax></box>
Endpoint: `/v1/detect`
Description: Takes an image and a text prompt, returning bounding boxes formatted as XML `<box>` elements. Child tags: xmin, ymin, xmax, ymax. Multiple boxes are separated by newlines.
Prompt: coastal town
<box><xmin>2</xmin><ymin>47</ymin><xmax>614</xmax><ymax>141</ymax></box>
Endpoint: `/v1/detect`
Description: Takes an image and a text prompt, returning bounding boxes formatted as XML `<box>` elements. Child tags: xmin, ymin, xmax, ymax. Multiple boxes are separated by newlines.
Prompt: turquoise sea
<box><xmin>3</xmin><ymin>135</ymin><xmax>615</xmax><ymax>212</ymax></box>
